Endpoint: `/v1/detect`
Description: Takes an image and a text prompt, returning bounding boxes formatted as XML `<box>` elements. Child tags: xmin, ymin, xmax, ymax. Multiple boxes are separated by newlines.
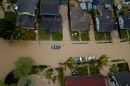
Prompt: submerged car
<box><xmin>51</xmin><ymin>45</ymin><xmax>61</xmax><ymax>49</ymax></box>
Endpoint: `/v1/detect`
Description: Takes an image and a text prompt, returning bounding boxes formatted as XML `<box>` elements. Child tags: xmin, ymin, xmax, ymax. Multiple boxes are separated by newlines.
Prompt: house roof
<box><xmin>113</xmin><ymin>71</ymin><xmax>130</xmax><ymax>86</ymax></box>
<box><xmin>65</xmin><ymin>76</ymin><xmax>106</xmax><ymax>86</ymax></box>
<box><xmin>16</xmin><ymin>15</ymin><xmax>35</xmax><ymax>29</ymax></box>
<box><xmin>97</xmin><ymin>0</ymin><xmax>114</xmax><ymax>4</ymax></box>
<box><xmin>42</xmin><ymin>15</ymin><xmax>62</xmax><ymax>32</ymax></box>
<box><xmin>17</xmin><ymin>0</ymin><xmax>37</xmax><ymax>15</ymax></box>
<box><xmin>40</xmin><ymin>0</ymin><xmax>59</xmax><ymax>15</ymax></box>
<box><xmin>96</xmin><ymin>6</ymin><xmax>115</xmax><ymax>32</ymax></box>
<box><xmin>70</xmin><ymin>7</ymin><xmax>90</xmax><ymax>32</ymax></box>
<box><xmin>121</xmin><ymin>15</ymin><xmax>130</xmax><ymax>30</ymax></box>
<box><xmin>78</xmin><ymin>0</ymin><xmax>93</xmax><ymax>2</ymax></box>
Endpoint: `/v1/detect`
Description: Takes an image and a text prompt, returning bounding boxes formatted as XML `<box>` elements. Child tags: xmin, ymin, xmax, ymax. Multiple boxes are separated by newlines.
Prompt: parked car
<box><xmin>85</xmin><ymin>56</ymin><xmax>96</xmax><ymax>62</ymax></box>
<box><xmin>51</xmin><ymin>45</ymin><xmax>61</xmax><ymax>49</ymax></box>
<box><xmin>73</xmin><ymin>56</ymin><xmax>83</xmax><ymax>63</ymax></box>
<box><xmin>71</xmin><ymin>68</ymin><xmax>77</xmax><ymax>76</ymax></box>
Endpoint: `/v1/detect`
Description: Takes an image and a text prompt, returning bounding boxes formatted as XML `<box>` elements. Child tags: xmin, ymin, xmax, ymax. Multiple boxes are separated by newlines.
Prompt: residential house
<box><xmin>118</xmin><ymin>15</ymin><xmax>130</xmax><ymax>30</ymax></box>
<box><xmin>70</xmin><ymin>7</ymin><xmax>91</xmax><ymax>32</ymax></box>
<box><xmin>112</xmin><ymin>71</ymin><xmax>130</xmax><ymax>86</ymax></box>
<box><xmin>40</xmin><ymin>0</ymin><xmax>62</xmax><ymax>32</ymax></box>
<box><xmin>65</xmin><ymin>76</ymin><xmax>106</xmax><ymax>86</ymax></box>
<box><xmin>16</xmin><ymin>0</ymin><xmax>37</xmax><ymax>29</ymax></box>
<box><xmin>97</xmin><ymin>0</ymin><xmax>115</xmax><ymax>4</ymax></box>
<box><xmin>95</xmin><ymin>5</ymin><xmax>116</xmax><ymax>32</ymax></box>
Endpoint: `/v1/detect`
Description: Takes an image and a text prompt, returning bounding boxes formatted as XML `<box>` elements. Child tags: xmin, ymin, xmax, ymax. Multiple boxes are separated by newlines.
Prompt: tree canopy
<box><xmin>14</xmin><ymin>57</ymin><xmax>35</xmax><ymax>79</ymax></box>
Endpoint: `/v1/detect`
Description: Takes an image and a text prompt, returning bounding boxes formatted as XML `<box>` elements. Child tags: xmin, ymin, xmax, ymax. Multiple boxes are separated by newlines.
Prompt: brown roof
<box><xmin>65</xmin><ymin>76</ymin><xmax>106</xmax><ymax>86</ymax></box>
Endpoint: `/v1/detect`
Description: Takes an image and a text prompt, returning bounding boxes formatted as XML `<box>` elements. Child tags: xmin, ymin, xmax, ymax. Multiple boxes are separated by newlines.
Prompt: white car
<box><xmin>74</xmin><ymin>56</ymin><xmax>83</xmax><ymax>63</ymax></box>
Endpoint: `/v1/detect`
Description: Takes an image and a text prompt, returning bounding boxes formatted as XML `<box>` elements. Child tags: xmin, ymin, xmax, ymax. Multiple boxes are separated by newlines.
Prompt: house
<box><xmin>70</xmin><ymin>7</ymin><xmax>91</xmax><ymax>32</ymax></box>
<box><xmin>65</xmin><ymin>76</ymin><xmax>106</xmax><ymax>86</ymax></box>
<box><xmin>118</xmin><ymin>15</ymin><xmax>130</xmax><ymax>30</ymax></box>
<box><xmin>97</xmin><ymin>0</ymin><xmax>115</xmax><ymax>4</ymax></box>
<box><xmin>78</xmin><ymin>0</ymin><xmax>93</xmax><ymax>2</ymax></box>
<box><xmin>112</xmin><ymin>71</ymin><xmax>130</xmax><ymax>86</ymax></box>
<box><xmin>42</xmin><ymin>15</ymin><xmax>62</xmax><ymax>32</ymax></box>
<box><xmin>122</xmin><ymin>0</ymin><xmax>130</xmax><ymax>4</ymax></box>
<box><xmin>95</xmin><ymin>5</ymin><xmax>116</xmax><ymax>32</ymax></box>
<box><xmin>16</xmin><ymin>0</ymin><xmax>37</xmax><ymax>29</ymax></box>
<box><xmin>40</xmin><ymin>0</ymin><xmax>62</xmax><ymax>32</ymax></box>
<box><xmin>40</xmin><ymin>0</ymin><xmax>59</xmax><ymax>16</ymax></box>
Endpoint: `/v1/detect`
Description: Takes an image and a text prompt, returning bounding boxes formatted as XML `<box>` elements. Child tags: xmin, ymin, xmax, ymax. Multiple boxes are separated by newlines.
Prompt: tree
<box><xmin>0</xmin><ymin>0</ymin><xmax>6</xmax><ymax>13</ymax></box>
<box><xmin>109</xmin><ymin>64</ymin><xmax>118</xmax><ymax>75</ymax></box>
<box><xmin>97</xmin><ymin>55</ymin><xmax>109</xmax><ymax>69</ymax></box>
<box><xmin>7</xmin><ymin>0</ymin><xmax>17</xmax><ymax>4</ymax></box>
<box><xmin>14</xmin><ymin>57</ymin><xmax>35</xmax><ymax>79</ymax></box>
<box><xmin>0</xmin><ymin>80</ymin><xmax>5</xmax><ymax>86</ymax></box>
<box><xmin>0</xmin><ymin>19</ymin><xmax>23</xmax><ymax>40</ymax></box>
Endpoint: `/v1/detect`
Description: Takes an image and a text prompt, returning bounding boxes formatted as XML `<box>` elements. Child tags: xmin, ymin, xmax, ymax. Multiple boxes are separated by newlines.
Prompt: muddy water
<box><xmin>0</xmin><ymin>39</ymin><xmax>130</xmax><ymax>80</ymax></box>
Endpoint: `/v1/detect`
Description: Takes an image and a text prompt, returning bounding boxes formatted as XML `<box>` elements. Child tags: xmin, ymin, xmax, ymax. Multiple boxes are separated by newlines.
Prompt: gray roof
<box><xmin>16</xmin><ymin>15</ymin><xmax>35</xmax><ymax>28</ymax></box>
<box><xmin>121</xmin><ymin>15</ymin><xmax>130</xmax><ymax>30</ymax></box>
<box><xmin>42</xmin><ymin>15</ymin><xmax>62</xmax><ymax>32</ymax></box>
<box><xmin>114</xmin><ymin>71</ymin><xmax>130</xmax><ymax>86</ymax></box>
<box><xmin>17</xmin><ymin>0</ymin><xmax>37</xmax><ymax>15</ymax></box>
<box><xmin>97</xmin><ymin>6</ymin><xmax>115</xmax><ymax>32</ymax></box>
<box><xmin>40</xmin><ymin>0</ymin><xmax>59</xmax><ymax>15</ymax></box>
<box><xmin>70</xmin><ymin>7</ymin><xmax>90</xmax><ymax>32</ymax></box>
<box><xmin>97</xmin><ymin>0</ymin><xmax>114</xmax><ymax>4</ymax></box>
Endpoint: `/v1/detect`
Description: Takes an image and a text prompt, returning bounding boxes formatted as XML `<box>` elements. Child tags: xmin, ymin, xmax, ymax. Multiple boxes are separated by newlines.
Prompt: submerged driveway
<box><xmin>0</xmin><ymin>39</ymin><xmax>130</xmax><ymax>80</ymax></box>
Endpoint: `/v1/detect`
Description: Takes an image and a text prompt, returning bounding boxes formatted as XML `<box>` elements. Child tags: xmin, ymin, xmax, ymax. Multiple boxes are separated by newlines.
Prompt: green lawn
<box><xmin>52</xmin><ymin>32</ymin><xmax>62</xmax><ymax>41</ymax></box>
<box><xmin>38</xmin><ymin>21</ymin><xmax>50</xmax><ymax>40</ymax></box>
<box><xmin>77</xmin><ymin>66</ymin><xmax>88</xmax><ymax>76</ymax></box>
<box><xmin>70</xmin><ymin>31</ymin><xmax>79</xmax><ymax>41</ymax></box>
<box><xmin>105</xmin><ymin>32</ymin><xmax>112</xmax><ymax>40</ymax></box>
<box><xmin>80</xmin><ymin>32</ymin><xmax>90</xmax><ymax>41</ymax></box>
<box><xmin>120</xmin><ymin>29</ymin><xmax>128</xmax><ymax>39</ymax></box>
<box><xmin>94</xmin><ymin>31</ymin><xmax>105</xmax><ymax>41</ymax></box>
<box><xmin>22</xmin><ymin>30</ymin><xmax>36</xmax><ymax>40</ymax></box>
<box><xmin>90</xmin><ymin>65</ymin><xmax>100</xmax><ymax>75</ymax></box>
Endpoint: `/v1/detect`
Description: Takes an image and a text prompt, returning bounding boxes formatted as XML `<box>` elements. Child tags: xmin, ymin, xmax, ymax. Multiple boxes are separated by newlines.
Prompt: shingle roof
<box><xmin>97</xmin><ymin>0</ymin><xmax>114</xmax><ymax>4</ymax></box>
<box><xmin>17</xmin><ymin>0</ymin><xmax>37</xmax><ymax>15</ymax></box>
<box><xmin>65</xmin><ymin>76</ymin><xmax>106</xmax><ymax>86</ymax></box>
<box><xmin>16</xmin><ymin>15</ymin><xmax>35</xmax><ymax>28</ymax></box>
<box><xmin>70</xmin><ymin>7</ymin><xmax>90</xmax><ymax>32</ymax></box>
<box><xmin>113</xmin><ymin>71</ymin><xmax>130</xmax><ymax>86</ymax></box>
<box><xmin>121</xmin><ymin>15</ymin><xmax>130</xmax><ymax>30</ymax></box>
<box><xmin>96</xmin><ymin>6</ymin><xmax>115</xmax><ymax>32</ymax></box>
<box><xmin>42</xmin><ymin>15</ymin><xmax>62</xmax><ymax>32</ymax></box>
<box><xmin>40</xmin><ymin>0</ymin><xmax>59</xmax><ymax>15</ymax></box>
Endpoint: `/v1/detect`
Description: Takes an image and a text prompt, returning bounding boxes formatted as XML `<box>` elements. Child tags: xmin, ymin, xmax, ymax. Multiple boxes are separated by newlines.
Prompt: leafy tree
<box><xmin>0</xmin><ymin>80</ymin><xmax>5</xmax><ymax>86</ymax></box>
<box><xmin>97</xmin><ymin>55</ymin><xmax>109</xmax><ymax>69</ymax></box>
<box><xmin>0</xmin><ymin>19</ymin><xmax>23</xmax><ymax>40</ymax></box>
<box><xmin>14</xmin><ymin>57</ymin><xmax>35</xmax><ymax>79</ymax></box>
<box><xmin>7</xmin><ymin>0</ymin><xmax>17</xmax><ymax>4</ymax></box>
<box><xmin>109</xmin><ymin>64</ymin><xmax>118</xmax><ymax>74</ymax></box>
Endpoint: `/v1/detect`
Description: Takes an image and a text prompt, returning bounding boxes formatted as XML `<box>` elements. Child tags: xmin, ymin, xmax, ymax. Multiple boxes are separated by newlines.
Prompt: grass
<box><xmin>90</xmin><ymin>65</ymin><xmax>100</xmax><ymax>75</ymax></box>
<box><xmin>105</xmin><ymin>32</ymin><xmax>112</xmax><ymax>40</ymax></box>
<box><xmin>56</xmin><ymin>68</ymin><xmax>64</xmax><ymax>86</ymax></box>
<box><xmin>38</xmin><ymin>21</ymin><xmax>50</xmax><ymax>40</ymax></box>
<box><xmin>52</xmin><ymin>32</ymin><xmax>62</xmax><ymax>41</ymax></box>
<box><xmin>77</xmin><ymin>66</ymin><xmax>88</xmax><ymax>76</ymax></box>
<box><xmin>120</xmin><ymin>29</ymin><xmax>128</xmax><ymax>39</ymax></box>
<box><xmin>70</xmin><ymin>31</ymin><xmax>79</xmax><ymax>41</ymax></box>
<box><xmin>80</xmin><ymin>32</ymin><xmax>90</xmax><ymax>41</ymax></box>
<box><xmin>94</xmin><ymin>31</ymin><xmax>105</xmax><ymax>41</ymax></box>
<box><xmin>22</xmin><ymin>29</ymin><xmax>36</xmax><ymax>40</ymax></box>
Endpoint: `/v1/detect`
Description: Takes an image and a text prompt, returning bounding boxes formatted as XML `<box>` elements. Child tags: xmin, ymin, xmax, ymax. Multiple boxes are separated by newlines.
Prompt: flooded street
<box><xmin>0</xmin><ymin>39</ymin><xmax>130</xmax><ymax>80</ymax></box>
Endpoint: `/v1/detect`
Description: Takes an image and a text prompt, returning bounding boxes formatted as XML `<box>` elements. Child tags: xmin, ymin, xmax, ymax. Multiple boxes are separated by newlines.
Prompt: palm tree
<box><xmin>59</xmin><ymin>57</ymin><xmax>76</xmax><ymax>70</ymax></box>
<box><xmin>97</xmin><ymin>55</ymin><xmax>109</xmax><ymax>69</ymax></box>
<box><xmin>0</xmin><ymin>0</ymin><xmax>6</xmax><ymax>13</ymax></box>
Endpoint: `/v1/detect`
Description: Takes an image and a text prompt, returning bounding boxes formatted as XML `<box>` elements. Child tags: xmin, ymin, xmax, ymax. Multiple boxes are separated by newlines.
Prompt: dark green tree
<box><xmin>0</xmin><ymin>80</ymin><xmax>5</xmax><ymax>86</ymax></box>
<box><xmin>14</xmin><ymin>57</ymin><xmax>35</xmax><ymax>79</ymax></box>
